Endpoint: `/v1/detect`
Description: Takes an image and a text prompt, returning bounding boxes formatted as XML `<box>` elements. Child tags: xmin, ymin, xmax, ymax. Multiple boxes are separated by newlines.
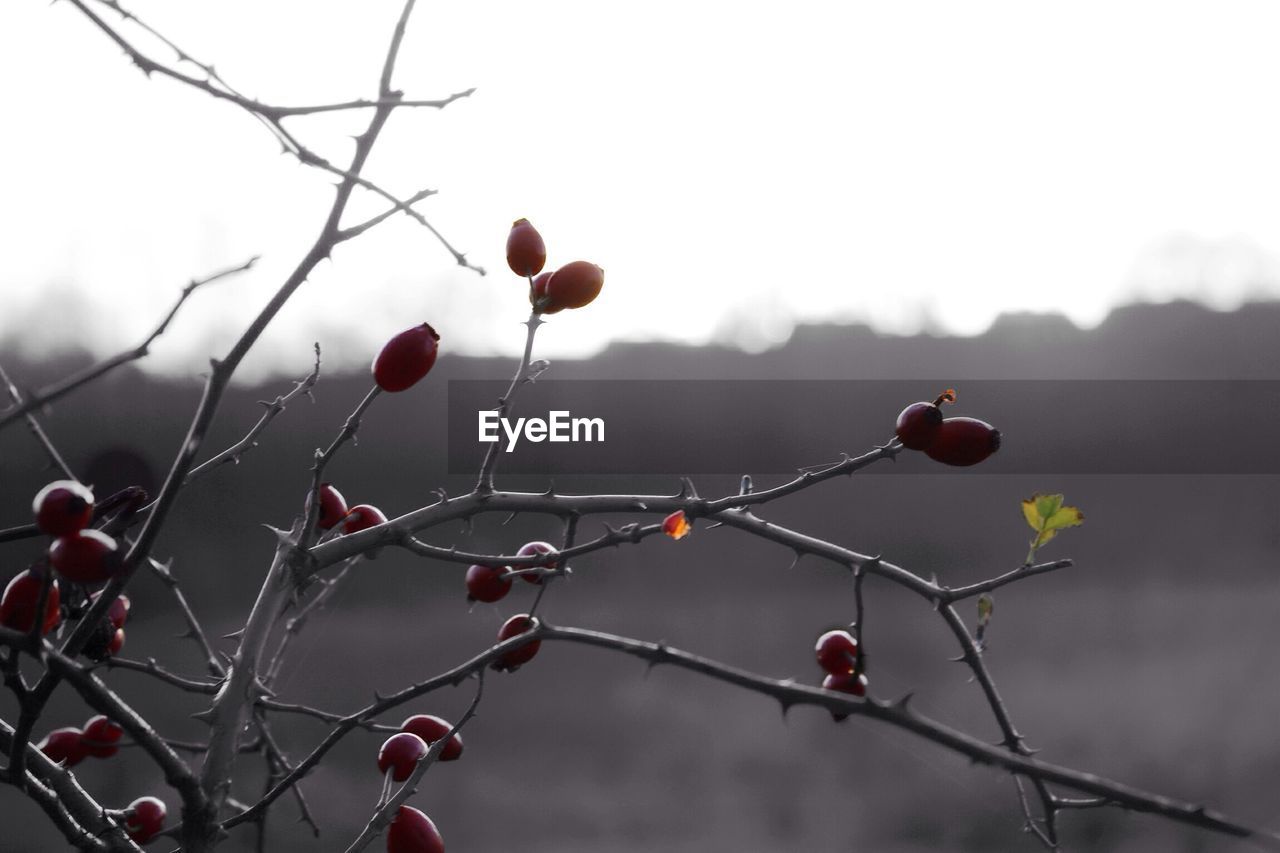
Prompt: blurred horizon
<box><xmin>6</xmin><ymin>1</ymin><xmax>1280</xmax><ymax>380</ymax></box>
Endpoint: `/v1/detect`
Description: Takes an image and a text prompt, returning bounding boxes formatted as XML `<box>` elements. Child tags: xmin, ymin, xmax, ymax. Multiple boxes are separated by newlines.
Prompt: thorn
<box><xmin>262</xmin><ymin>524</ymin><xmax>297</xmax><ymax>547</ymax></box>
<box><xmin>894</xmin><ymin>691</ymin><xmax>914</xmax><ymax>710</ymax></box>
<box><xmin>191</xmin><ymin>708</ymin><xmax>217</xmax><ymax>726</ymax></box>
<box><xmin>223</xmin><ymin>629</ymin><xmax>245</xmax><ymax>641</ymax></box>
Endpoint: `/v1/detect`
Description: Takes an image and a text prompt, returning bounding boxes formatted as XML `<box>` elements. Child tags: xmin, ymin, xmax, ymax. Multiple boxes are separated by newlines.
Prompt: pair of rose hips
<box><xmin>315</xmin><ymin>483</ymin><xmax>388</xmax><ymax>535</ymax></box>
<box><xmin>815</xmin><ymin>628</ymin><xmax>868</xmax><ymax>699</ymax></box>
<box><xmin>463</xmin><ymin>541</ymin><xmax>558</xmax><ymax>603</ymax></box>
<box><xmin>506</xmin><ymin>218</ymin><xmax>605</xmax><ymax>314</ymax></box>
<box><xmin>38</xmin><ymin>714</ymin><xmax>124</xmax><ymax>767</ymax></box>
<box><xmin>895</xmin><ymin>390</ymin><xmax>1001</xmax><ymax>466</ymax></box>
<box><xmin>32</xmin><ymin>481</ymin><xmax>121</xmax><ymax>584</ymax></box>
<box><xmin>376</xmin><ymin>714</ymin><xmax>465</xmax><ymax>781</ymax></box>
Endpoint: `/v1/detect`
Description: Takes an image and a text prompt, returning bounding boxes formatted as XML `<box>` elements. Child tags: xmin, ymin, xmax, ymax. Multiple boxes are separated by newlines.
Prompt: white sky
<box><xmin>2</xmin><ymin>1</ymin><xmax>1279</xmax><ymax>381</ymax></box>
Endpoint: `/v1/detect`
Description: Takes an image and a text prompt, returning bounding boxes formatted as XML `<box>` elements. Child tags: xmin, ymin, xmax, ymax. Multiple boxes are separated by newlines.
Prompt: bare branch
<box><xmin>0</xmin><ymin>257</ymin><xmax>257</xmax><ymax>432</ymax></box>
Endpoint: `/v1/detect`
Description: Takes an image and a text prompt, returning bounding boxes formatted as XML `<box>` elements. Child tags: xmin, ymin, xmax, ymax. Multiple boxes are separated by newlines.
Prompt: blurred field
<box><xmin>1</xmin><ymin>302</ymin><xmax>1277</xmax><ymax>851</ymax></box>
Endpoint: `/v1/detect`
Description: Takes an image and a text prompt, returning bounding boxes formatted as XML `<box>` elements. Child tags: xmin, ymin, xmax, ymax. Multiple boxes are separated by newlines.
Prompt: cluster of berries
<box><xmin>3</xmin><ymin>482</ymin><xmax>134</xmax><ymax>659</ymax></box>
<box><xmin>374</xmin><ymin>714</ymin><xmax>465</xmax><ymax>853</ymax></box>
<box><xmin>36</xmin><ymin>717</ymin><xmax>164</xmax><ymax>843</ymax></box>
<box><xmin>506</xmin><ymin>218</ymin><xmax>604</xmax><ymax>314</ymax></box>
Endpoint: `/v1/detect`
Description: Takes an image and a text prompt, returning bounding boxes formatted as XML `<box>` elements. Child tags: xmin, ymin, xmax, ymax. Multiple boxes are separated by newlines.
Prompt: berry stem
<box><xmin>475</xmin><ymin>311</ymin><xmax>544</xmax><ymax>493</ymax></box>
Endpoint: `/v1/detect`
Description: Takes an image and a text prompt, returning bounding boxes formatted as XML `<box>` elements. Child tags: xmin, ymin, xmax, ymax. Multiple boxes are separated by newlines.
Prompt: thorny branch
<box><xmin>1</xmin><ymin>2</ymin><xmax>1274</xmax><ymax>851</ymax></box>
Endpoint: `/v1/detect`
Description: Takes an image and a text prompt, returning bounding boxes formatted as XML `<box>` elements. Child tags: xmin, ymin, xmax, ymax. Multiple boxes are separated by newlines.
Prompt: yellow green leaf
<box><xmin>1022</xmin><ymin>499</ymin><xmax>1043</xmax><ymax>531</ymax></box>
<box><xmin>1043</xmin><ymin>505</ymin><xmax>1084</xmax><ymax>532</ymax></box>
<box><xmin>1035</xmin><ymin>493</ymin><xmax>1064</xmax><ymax>520</ymax></box>
<box><xmin>1033</xmin><ymin>528</ymin><xmax>1058</xmax><ymax>549</ymax></box>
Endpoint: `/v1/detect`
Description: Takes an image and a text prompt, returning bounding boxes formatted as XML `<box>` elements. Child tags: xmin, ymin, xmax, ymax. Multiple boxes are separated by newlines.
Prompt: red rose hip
<box><xmin>814</xmin><ymin>629</ymin><xmax>858</xmax><ymax>676</ymax></box>
<box><xmin>38</xmin><ymin>727</ymin><xmax>87</xmax><ymax>767</ymax></box>
<box><xmin>529</xmin><ymin>270</ymin><xmax>558</xmax><ymax>313</ymax></box>
<box><xmin>543</xmin><ymin>261</ymin><xmax>604</xmax><ymax>312</ymax></box>
<box><xmin>92</xmin><ymin>590</ymin><xmax>131</xmax><ymax>630</ymax></box>
<box><xmin>124</xmin><ymin>796</ymin><xmax>166</xmax><ymax>844</ymax></box>
<box><xmin>343</xmin><ymin>504</ymin><xmax>388</xmax><ymax>535</ymax></box>
<box><xmin>48</xmin><ymin>529</ymin><xmax>120</xmax><ymax>584</ymax></box>
<box><xmin>515</xmin><ymin>541</ymin><xmax>558</xmax><ymax>585</ymax></box>
<box><xmin>386</xmin><ymin>805</ymin><xmax>445</xmax><ymax>853</ymax></box>
<box><xmin>506</xmin><ymin>218</ymin><xmax>546</xmax><ymax>277</ymax></box>
<box><xmin>373</xmin><ymin>323</ymin><xmax>440</xmax><ymax>393</ymax></box>
<box><xmin>107</xmin><ymin>627</ymin><xmax>126</xmax><ymax>657</ymax></box>
<box><xmin>378</xmin><ymin>732</ymin><xmax>429</xmax><ymax>782</ymax></box>
<box><xmin>822</xmin><ymin>671</ymin><xmax>868</xmax><ymax>697</ymax></box>
<box><xmin>1</xmin><ymin>570</ymin><xmax>61</xmax><ymax>635</ymax></box>
<box><xmin>82</xmin><ymin>715</ymin><xmax>124</xmax><ymax>759</ymax></box>
<box><xmin>894</xmin><ymin>389</ymin><xmax>955</xmax><ymax>450</ymax></box>
<box><xmin>464</xmin><ymin>564</ymin><xmax>513</xmax><ymax>603</ymax></box>
<box><xmin>925</xmin><ymin>417</ymin><xmax>1001</xmax><ymax>467</ymax></box>
<box><xmin>493</xmin><ymin>614</ymin><xmax>541</xmax><ymax>671</ymax></box>
<box><xmin>399</xmin><ymin>715</ymin><xmax>464</xmax><ymax>762</ymax></box>
<box><xmin>33</xmin><ymin>480</ymin><xmax>94</xmax><ymax>536</ymax></box>
<box><xmin>317</xmin><ymin>483</ymin><xmax>349</xmax><ymax>530</ymax></box>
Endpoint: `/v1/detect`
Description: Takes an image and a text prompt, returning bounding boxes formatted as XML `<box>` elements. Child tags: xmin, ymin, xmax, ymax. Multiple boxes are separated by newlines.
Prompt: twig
<box><xmin>475</xmin><ymin>312</ymin><xmax>543</xmax><ymax>492</ymax></box>
<box><xmin>0</xmin><ymin>362</ymin><xmax>77</xmax><ymax>478</ymax></box>
<box><xmin>0</xmin><ymin>258</ymin><xmax>257</xmax><ymax>432</ymax></box>
<box><xmin>146</xmin><ymin>558</ymin><xmax>226</xmax><ymax>678</ymax></box>
<box><xmin>262</xmin><ymin>557</ymin><xmax>360</xmax><ymax>687</ymax></box>
<box><xmin>183</xmin><ymin>344</ymin><xmax>322</xmax><ymax>487</ymax></box>
<box><xmin>341</xmin><ymin>673</ymin><xmax>485</xmax><ymax>853</ymax></box>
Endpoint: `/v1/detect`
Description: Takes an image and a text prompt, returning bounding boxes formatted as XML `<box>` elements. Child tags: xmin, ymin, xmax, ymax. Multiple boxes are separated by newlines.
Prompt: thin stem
<box><xmin>475</xmin><ymin>312</ymin><xmax>544</xmax><ymax>492</ymax></box>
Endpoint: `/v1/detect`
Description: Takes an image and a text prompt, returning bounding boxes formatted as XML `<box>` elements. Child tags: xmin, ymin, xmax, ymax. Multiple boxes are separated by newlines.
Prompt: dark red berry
<box><xmin>386</xmin><ymin>805</ymin><xmax>445</xmax><ymax>853</ymax></box>
<box><xmin>124</xmin><ymin>796</ymin><xmax>166</xmax><ymax>844</ymax></box>
<box><xmin>506</xmin><ymin>218</ymin><xmax>547</xmax><ymax>277</ymax></box>
<box><xmin>925</xmin><ymin>417</ymin><xmax>1001</xmax><ymax>467</ymax></box>
<box><xmin>378</xmin><ymin>732</ymin><xmax>429</xmax><ymax>782</ymax></box>
<box><xmin>464</xmin><ymin>564</ymin><xmax>512</xmax><ymax>603</ymax></box>
<box><xmin>515</xmin><ymin>541</ymin><xmax>557</xmax><ymax>585</ymax></box>
<box><xmin>108</xmin><ymin>595</ymin><xmax>130</xmax><ymax>631</ymax></box>
<box><xmin>529</xmin><ymin>270</ymin><xmax>558</xmax><ymax>313</ymax></box>
<box><xmin>91</xmin><ymin>590</ymin><xmax>131</xmax><ymax>631</ymax></box>
<box><xmin>317</xmin><ymin>483</ymin><xmax>349</xmax><ymax>530</ymax></box>
<box><xmin>895</xmin><ymin>403</ymin><xmax>942</xmax><ymax>450</ymax></box>
<box><xmin>344</xmin><ymin>504</ymin><xmax>388</xmax><ymax>535</ymax></box>
<box><xmin>373</xmin><ymin>323</ymin><xmax>440</xmax><ymax>393</ymax></box>
<box><xmin>543</xmin><ymin>261</ymin><xmax>604</xmax><ymax>312</ymax></box>
<box><xmin>48</xmin><ymin>530</ymin><xmax>120</xmax><ymax>584</ymax></box>
<box><xmin>107</xmin><ymin>628</ymin><xmax>125</xmax><ymax>657</ymax></box>
<box><xmin>822</xmin><ymin>671</ymin><xmax>868</xmax><ymax>697</ymax></box>
<box><xmin>1</xmin><ymin>570</ymin><xmax>61</xmax><ymax>635</ymax></box>
<box><xmin>492</xmin><ymin>614</ymin><xmax>541</xmax><ymax>671</ymax></box>
<box><xmin>82</xmin><ymin>715</ymin><xmax>124</xmax><ymax>759</ymax></box>
<box><xmin>33</xmin><ymin>480</ymin><xmax>94</xmax><ymax>537</ymax></box>
<box><xmin>894</xmin><ymin>389</ymin><xmax>955</xmax><ymax>450</ymax></box>
<box><xmin>38</xmin><ymin>727</ymin><xmax>86</xmax><ymax>767</ymax></box>
<box><xmin>399</xmin><ymin>715</ymin><xmax>464</xmax><ymax>762</ymax></box>
<box><xmin>814</xmin><ymin>629</ymin><xmax>858</xmax><ymax>676</ymax></box>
